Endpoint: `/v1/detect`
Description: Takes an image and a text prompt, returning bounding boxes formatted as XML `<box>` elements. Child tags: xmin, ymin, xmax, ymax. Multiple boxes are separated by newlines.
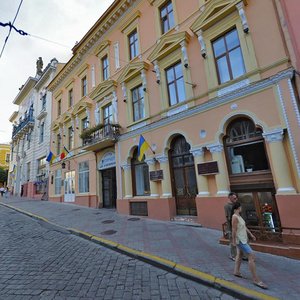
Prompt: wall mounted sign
<box><xmin>98</xmin><ymin>152</ymin><xmax>116</xmax><ymax>170</ymax></box>
<box><xmin>197</xmin><ymin>161</ymin><xmax>219</xmax><ymax>175</ymax></box>
<box><xmin>149</xmin><ymin>170</ymin><xmax>164</xmax><ymax>181</ymax></box>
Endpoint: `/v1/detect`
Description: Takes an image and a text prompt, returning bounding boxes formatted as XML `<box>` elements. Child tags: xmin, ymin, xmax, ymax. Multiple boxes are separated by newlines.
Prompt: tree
<box><xmin>0</xmin><ymin>167</ymin><xmax>8</xmax><ymax>185</ymax></box>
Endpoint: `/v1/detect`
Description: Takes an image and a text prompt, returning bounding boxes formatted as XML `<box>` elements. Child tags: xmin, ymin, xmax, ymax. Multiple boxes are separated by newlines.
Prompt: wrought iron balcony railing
<box><xmin>12</xmin><ymin>114</ymin><xmax>35</xmax><ymax>139</ymax></box>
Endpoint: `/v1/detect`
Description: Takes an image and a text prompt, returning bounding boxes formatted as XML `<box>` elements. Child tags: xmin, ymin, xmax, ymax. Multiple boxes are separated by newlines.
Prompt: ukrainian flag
<box><xmin>138</xmin><ymin>135</ymin><xmax>150</xmax><ymax>161</ymax></box>
<box><xmin>46</xmin><ymin>151</ymin><xmax>56</xmax><ymax>164</ymax></box>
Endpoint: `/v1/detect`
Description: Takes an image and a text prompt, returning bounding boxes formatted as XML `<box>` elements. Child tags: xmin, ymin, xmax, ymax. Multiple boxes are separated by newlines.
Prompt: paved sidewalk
<box><xmin>1</xmin><ymin>197</ymin><xmax>299</xmax><ymax>300</ymax></box>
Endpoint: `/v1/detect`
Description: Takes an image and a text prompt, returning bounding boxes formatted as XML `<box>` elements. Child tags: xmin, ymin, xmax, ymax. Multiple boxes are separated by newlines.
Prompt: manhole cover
<box><xmin>94</xmin><ymin>212</ymin><xmax>102</xmax><ymax>215</ymax></box>
<box><xmin>128</xmin><ymin>217</ymin><xmax>140</xmax><ymax>221</ymax></box>
<box><xmin>71</xmin><ymin>208</ymin><xmax>81</xmax><ymax>212</ymax></box>
<box><xmin>101</xmin><ymin>230</ymin><xmax>117</xmax><ymax>235</ymax></box>
<box><xmin>102</xmin><ymin>220</ymin><xmax>115</xmax><ymax>224</ymax></box>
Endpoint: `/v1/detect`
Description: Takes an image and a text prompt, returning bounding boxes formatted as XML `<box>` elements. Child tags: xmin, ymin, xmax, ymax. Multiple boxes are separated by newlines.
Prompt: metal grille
<box><xmin>130</xmin><ymin>202</ymin><xmax>148</xmax><ymax>216</ymax></box>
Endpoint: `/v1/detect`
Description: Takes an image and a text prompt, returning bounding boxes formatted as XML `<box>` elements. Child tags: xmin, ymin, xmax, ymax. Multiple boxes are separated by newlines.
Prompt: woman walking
<box><xmin>231</xmin><ymin>201</ymin><xmax>268</xmax><ymax>289</ymax></box>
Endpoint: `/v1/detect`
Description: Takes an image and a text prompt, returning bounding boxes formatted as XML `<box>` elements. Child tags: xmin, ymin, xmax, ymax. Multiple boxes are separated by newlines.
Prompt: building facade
<box><xmin>48</xmin><ymin>0</ymin><xmax>300</xmax><ymax>236</ymax></box>
<box><xmin>0</xmin><ymin>144</ymin><xmax>10</xmax><ymax>170</ymax></box>
<box><xmin>9</xmin><ymin>58</ymin><xmax>60</xmax><ymax>198</ymax></box>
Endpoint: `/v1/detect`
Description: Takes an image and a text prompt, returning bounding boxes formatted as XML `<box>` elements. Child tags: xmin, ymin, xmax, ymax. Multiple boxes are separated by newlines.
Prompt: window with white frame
<box><xmin>166</xmin><ymin>61</ymin><xmax>186</xmax><ymax>106</ymax></box>
<box><xmin>37</xmin><ymin>157</ymin><xmax>47</xmax><ymax>177</ymax></box>
<box><xmin>68</xmin><ymin>126</ymin><xmax>74</xmax><ymax>150</ymax></box>
<box><xmin>82</xmin><ymin>117</ymin><xmax>89</xmax><ymax>130</ymax></box>
<box><xmin>101</xmin><ymin>55</ymin><xmax>109</xmax><ymax>81</ymax></box>
<box><xmin>39</xmin><ymin>122</ymin><xmax>44</xmax><ymax>143</ymax></box>
<box><xmin>131</xmin><ymin>148</ymin><xmax>150</xmax><ymax>196</ymax></box>
<box><xmin>26</xmin><ymin>162</ymin><xmax>31</xmax><ymax>181</ymax></box>
<box><xmin>160</xmin><ymin>0</ymin><xmax>174</xmax><ymax>34</ymax></box>
<box><xmin>131</xmin><ymin>85</ymin><xmax>145</xmax><ymax>122</ymax></box>
<box><xmin>78</xmin><ymin>161</ymin><xmax>89</xmax><ymax>193</ymax></box>
<box><xmin>56</xmin><ymin>134</ymin><xmax>61</xmax><ymax>155</ymax></box>
<box><xmin>54</xmin><ymin>169</ymin><xmax>62</xmax><ymax>195</ymax></box>
<box><xmin>212</xmin><ymin>28</ymin><xmax>246</xmax><ymax>84</ymax></box>
<box><xmin>103</xmin><ymin>104</ymin><xmax>113</xmax><ymax>125</ymax></box>
<box><xmin>41</xmin><ymin>94</ymin><xmax>46</xmax><ymax>110</ymax></box>
<box><xmin>128</xmin><ymin>29</ymin><xmax>139</xmax><ymax>60</ymax></box>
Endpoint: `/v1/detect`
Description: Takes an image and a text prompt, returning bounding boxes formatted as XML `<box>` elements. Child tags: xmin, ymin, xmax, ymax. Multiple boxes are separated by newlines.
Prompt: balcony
<box><xmin>12</xmin><ymin>113</ymin><xmax>34</xmax><ymax>139</ymax></box>
<box><xmin>81</xmin><ymin>123</ymin><xmax>120</xmax><ymax>151</ymax></box>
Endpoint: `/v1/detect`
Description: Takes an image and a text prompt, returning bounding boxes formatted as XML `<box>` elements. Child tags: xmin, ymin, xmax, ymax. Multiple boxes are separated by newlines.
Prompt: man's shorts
<box><xmin>237</xmin><ymin>242</ymin><xmax>253</xmax><ymax>254</ymax></box>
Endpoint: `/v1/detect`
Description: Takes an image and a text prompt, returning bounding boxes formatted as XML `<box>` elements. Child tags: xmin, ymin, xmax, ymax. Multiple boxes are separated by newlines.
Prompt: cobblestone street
<box><xmin>0</xmin><ymin>205</ymin><xmax>235</xmax><ymax>299</ymax></box>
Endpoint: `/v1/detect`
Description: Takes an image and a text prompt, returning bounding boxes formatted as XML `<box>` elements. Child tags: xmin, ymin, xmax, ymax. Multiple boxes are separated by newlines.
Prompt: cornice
<box><xmin>89</xmin><ymin>79</ymin><xmax>117</xmax><ymax>100</ymax></box>
<box><xmin>48</xmin><ymin>0</ymin><xmax>138</xmax><ymax>92</ymax></box>
<box><xmin>119</xmin><ymin>68</ymin><xmax>294</xmax><ymax>141</ymax></box>
<box><xmin>13</xmin><ymin>77</ymin><xmax>37</xmax><ymax>105</ymax></box>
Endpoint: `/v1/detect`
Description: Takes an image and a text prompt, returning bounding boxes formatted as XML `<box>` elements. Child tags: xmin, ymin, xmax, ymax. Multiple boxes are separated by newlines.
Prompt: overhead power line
<box><xmin>0</xmin><ymin>0</ymin><xmax>24</xmax><ymax>59</ymax></box>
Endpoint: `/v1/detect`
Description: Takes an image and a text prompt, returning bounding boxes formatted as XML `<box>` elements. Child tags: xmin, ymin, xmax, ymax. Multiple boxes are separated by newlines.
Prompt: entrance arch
<box><xmin>169</xmin><ymin>135</ymin><xmax>197</xmax><ymax>216</ymax></box>
<box><xmin>223</xmin><ymin>117</ymin><xmax>281</xmax><ymax>236</ymax></box>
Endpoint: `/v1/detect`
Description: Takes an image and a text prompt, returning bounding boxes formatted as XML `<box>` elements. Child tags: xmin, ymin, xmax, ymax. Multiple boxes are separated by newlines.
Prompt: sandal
<box><xmin>234</xmin><ymin>273</ymin><xmax>244</xmax><ymax>278</ymax></box>
<box><xmin>253</xmin><ymin>281</ymin><xmax>268</xmax><ymax>289</ymax></box>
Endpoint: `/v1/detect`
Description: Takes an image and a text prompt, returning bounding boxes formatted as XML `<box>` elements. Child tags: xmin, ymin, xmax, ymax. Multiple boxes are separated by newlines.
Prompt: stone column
<box><xmin>145</xmin><ymin>158</ymin><xmax>159</xmax><ymax>197</ymax></box>
<box><xmin>263</xmin><ymin>129</ymin><xmax>296</xmax><ymax>194</ymax></box>
<box><xmin>156</xmin><ymin>154</ymin><xmax>172</xmax><ymax>197</ymax></box>
<box><xmin>207</xmin><ymin>143</ymin><xmax>230</xmax><ymax>196</ymax></box>
<box><xmin>190</xmin><ymin>148</ymin><xmax>209</xmax><ymax>196</ymax></box>
<box><xmin>121</xmin><ymin>163</ymin><xmax>132</xmax><ymax>198</ymax></box>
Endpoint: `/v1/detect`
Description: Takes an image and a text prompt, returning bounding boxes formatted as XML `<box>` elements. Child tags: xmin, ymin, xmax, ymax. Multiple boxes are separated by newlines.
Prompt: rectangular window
<box><xmin>5</xmin><ymin>153</ymin><xmax>10</xmax><ymax>163</ymax></box>
<box><xmin>212</xmin><ymin>28</ymin><xmax>246</xmax><ymax>84</ymax></box>
<box><xmin>134</xmin><ymin>163</ymin><xmax>150</xmax><ymax>196</ymax></box>
<box><xmin>82</xmin><ymin>117</ymin><xmax>89</xmax><ymax>130</ymax></box>
<box><xmin>41</xmin><ymin>94</ymin><xmax>46</xmax><ymax>110</ymax></box>
<box><xmin>103</xmin><ymin>104</ymin><xmax>113</xmax><ymax>125</ymax></box>
<box><xmin>26</xmin><ymin>162</ymin><xmax>31</xmax><ymax>181</ymax></box>
<box><xmin>39</xmin><ymin>122</ymin><xmax>44</xmax><ymax>143</ymax></box>
<box><xmin>81</xmin><ymin>76</ymin><xmax>87</xmax><ymax>97</ymax></box>
<box><xmin>57</xmin><ymin>99</ymin><xmax>62</xmax><ymax>116</ymax></box>
<box><xmin>128</xmin><ymin>29</ymin><xmax>139</xmax><ymax>60</ymax></box>
<box><xmin>37</xmin><ymin>157</ymin><xmax>47</xmax><ymax>177</ymax></box>
<box><xmin>56</xmin><ymin>134</ymin><xmax>61</xmax><ymax>155</ymax></box>
<box><xmin>68</xmin><ymin>127</ymin><xmax>74</xmax><ymax>150</ymax></box>
<box><xmin>102</xmin><ymin>55</ymin><xmax>109</xmax><ymax>81</ymax></box>
<box><xmin>78</xmin><ymin>161</ymin><xmax>89</xmax><ymax>193</ymax></box>
<box><xmin>160</xmin><ymin>1</ymin><xmax>174</xmax><ymax>34</ymax></box>
<box><xmin>132</xmin><ymin>85</ymin><xmax>145</xmax><ymax>122</ymax></box>
<box><xmin>166</xmin><ymin>62</ymin><xmax>186</xmax><ymax>106</ymax></box>
<box><xmin>114</xmin><ymin>42</ymin><xmax>120</xmax><ymax>69</ymax></box>
<box><xmin>54</xmin><ymin>169</ymin><xmax>62</xmax><ymax>195</ymax></box>
<box><xmin>68</xmin><ymin>89</ymin><xmax>73</xmax><ymax>107</ymax></box>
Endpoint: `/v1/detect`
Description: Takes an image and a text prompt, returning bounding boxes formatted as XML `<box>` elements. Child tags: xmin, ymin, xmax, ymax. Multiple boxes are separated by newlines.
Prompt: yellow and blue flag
<box><xmin>46</xmin><ymin>151</ymin><xmax>56</xmax><ymax>164</ymax></box>
<box><xmin>138</xmin><ymin>135</ymin><xmax>150</xmax><ymax>161</ymax></box>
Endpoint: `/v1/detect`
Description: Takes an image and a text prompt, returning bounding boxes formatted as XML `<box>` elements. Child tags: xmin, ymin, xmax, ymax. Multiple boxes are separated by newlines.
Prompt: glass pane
<box><xmin>238</xmin><ymin>193</ymin><xmax>259</xmax><ymax>226</ymax></box>
<box><xmin>229</xmin><ymin>48</ymin><xmax>246</xmax><ymax>79</ymax></box>
<box><xmin>217</xmin><ymin>56</ymin><xmax>230</xmax><ymax>83</ymax></box>
<box><xmin>135</xmin><ymin>164</ymin><xmax>146</xmax><ymax>195</ymax></box>
<box><xmin>177</xmin><ymin>78</ymin><xmax>186</xmax><ymax>102</ymax></box>
<box><xmin>213</xmin><ymin>37</ymin><xmax>226</xmax><ymax>57</ymax></box>
<box><xmin>225</xmin><ymin>30</ymin><xmax>239</xmax><ymax>50</ymax></box>
<box><xmin>185</xmin><ymin>167</ymin><xmax>197</xmax><ymax>195</ymax></box>
<box><xmin>168</xmin><ymin>83</ymin><xmax>177</xmax><ymax>106</ymax></box>
<box><xmin>258</xmin><ymin>192</ymin><xmax>279</xmax><ymax>230</ymax></box>
<box><xmin>174</xmin><ymin>63</ymin><xmax>182</xmax><ymax>79</ymax></box>
<box><xmin>166</xmin><ymin>68</ymin><xmax>174</xmax><ymax>82</ymax></box>
<box><xmin>143</xmin><ymin>165</ymin><xmax>150</xmax><ymax>194</ymax></box>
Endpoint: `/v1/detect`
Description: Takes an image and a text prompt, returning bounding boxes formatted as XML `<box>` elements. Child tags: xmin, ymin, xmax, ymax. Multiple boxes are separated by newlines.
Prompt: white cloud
<box><xmin>0</xmin><ymin>0</ymin><xmax>114</xmax><ymax>143</ymax></box>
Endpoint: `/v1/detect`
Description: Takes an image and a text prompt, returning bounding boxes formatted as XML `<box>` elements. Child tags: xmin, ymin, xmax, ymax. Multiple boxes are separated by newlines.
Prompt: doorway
<box><xmin>64</xmin><ymin>171</ymin><xmax>75</xmax><ymax>202</ymax></box>
<box><xmin>101</xmin><ymin>168</ymin><xmax>116</xmax><ymax>208</ymax></box>
<box><xmin>170</xmin><ymin>136</ymin><xmax>198</xmax><ymax>216</ymax></box>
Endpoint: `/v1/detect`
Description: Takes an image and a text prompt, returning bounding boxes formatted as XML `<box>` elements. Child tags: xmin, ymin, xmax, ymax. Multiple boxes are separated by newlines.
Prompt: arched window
<box><xmin>131</xmin><ymin>148</ymin><xmax>150</xmax><ymax>196</ymax></box>
<box><xmin>224</xmin><ymin>118</ymin><xmax>269</xmax><ymax>174</ymax></box>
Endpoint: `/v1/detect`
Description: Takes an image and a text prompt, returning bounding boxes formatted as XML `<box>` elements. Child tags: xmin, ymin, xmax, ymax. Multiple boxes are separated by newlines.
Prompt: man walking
<box><xmin>224</xmin><ymin>192</ymin><xmax>238</xmax><ymax>261</ymax></box>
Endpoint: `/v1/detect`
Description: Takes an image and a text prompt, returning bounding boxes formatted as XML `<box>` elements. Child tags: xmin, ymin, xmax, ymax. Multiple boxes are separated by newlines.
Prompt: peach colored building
<box><xmin>48</xmin><ymin>0</ymin><xmax>300</xmax><ymax>241</ymax></box>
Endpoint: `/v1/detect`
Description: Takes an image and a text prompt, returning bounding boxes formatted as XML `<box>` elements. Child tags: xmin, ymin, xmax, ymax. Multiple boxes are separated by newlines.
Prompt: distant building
<box><xmin>8</xmin><ymin>58</ymin><xmax>62</xmax><ymax>198</ymax></box>
<box><xmin>0</xmin><ymin>143</ymin><xmax>10</xmax><ymax>170</ymax></box>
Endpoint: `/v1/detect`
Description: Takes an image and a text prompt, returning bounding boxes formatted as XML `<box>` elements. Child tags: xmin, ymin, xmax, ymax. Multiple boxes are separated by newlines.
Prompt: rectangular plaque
<box><xmin>197</xmin><ymin>161</ymin><xmax>219</xmax><ymax>175</ymax></box>
<box><xmin>149</xmin><ymin>170</ymin><xmax>164</xmax><ymax>181</ymax></box>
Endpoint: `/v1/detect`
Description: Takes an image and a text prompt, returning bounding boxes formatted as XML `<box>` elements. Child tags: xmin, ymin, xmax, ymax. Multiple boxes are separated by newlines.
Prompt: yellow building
<box><xmin>48</xmin><ymin>0</ymin><xmax>300</xmax><ymax>246</ymax></box>
<box><xmin>0</xmin><ymin>143</ymin><xmax>10</xmax><ymax>170</ymax></box>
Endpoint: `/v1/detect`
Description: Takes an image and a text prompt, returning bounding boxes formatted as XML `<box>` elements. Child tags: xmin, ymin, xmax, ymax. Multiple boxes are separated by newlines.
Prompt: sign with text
<box><xmin>197</xmin><ymin>161</ymin><xmax>219</xmax><ymax>175</ymax></box>
<box><xmin>150</xmin><ymin>170</ymin><xmax>164</xmax><ymax>181</ymax></box>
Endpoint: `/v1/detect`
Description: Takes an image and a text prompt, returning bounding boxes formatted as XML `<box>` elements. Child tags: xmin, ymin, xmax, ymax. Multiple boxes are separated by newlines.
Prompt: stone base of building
<box><xmin>117</xmin><ymin>197</ymin><xmax>176</xmax><ymax>221</ymax></box>
<box><xmin>49</xmin><ymin>195</ymin><xmax>98</xmax><ymax>208</ymax></box>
